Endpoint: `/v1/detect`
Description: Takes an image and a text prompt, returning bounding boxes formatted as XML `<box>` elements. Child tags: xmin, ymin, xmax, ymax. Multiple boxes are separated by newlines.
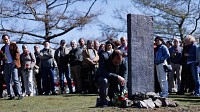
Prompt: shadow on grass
<box><xmin>62</xmin><ymin>93</ymin><xmax>98</xmax><ymax>97</ymax></box>
<box><xmin>169</xmin><ymin>94</ymin><xmax>200</xmax><ymax>105</ymax></box>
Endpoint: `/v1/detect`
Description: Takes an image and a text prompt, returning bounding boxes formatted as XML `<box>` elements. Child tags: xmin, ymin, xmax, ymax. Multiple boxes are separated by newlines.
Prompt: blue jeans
<box><xmin>4</xmin><ymin>63</ymin><xmax>22</xmax><ymax>96</ymax></box>
<box><xmin>58</xmin><ymin>67</ymin><xmax>72</xmax><ymax>92</ymax></box>
<box><xmin>156</xmin><ymin>63</ymin><xmax>168</xmax><ymax>97</ymax></box>
<box><xmin>21</xmin><ymin>70</ymin><xmax>33</xmax><ymax>95</ymax></box>
<box><xmin>189</xmin><ymin>62</ymin><xmax>200</xmax><ymax>95</ymax></box>
<box><xmin>41</xmin><ymin>67</ymin><xmax>55</xmax><ymax>94</ymax></box>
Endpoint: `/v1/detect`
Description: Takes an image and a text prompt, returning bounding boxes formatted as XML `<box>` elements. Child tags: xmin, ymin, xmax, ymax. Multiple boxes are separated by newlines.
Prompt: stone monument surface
<box><xmin>127</xmin><ymin>14</ymin><xmax>154</xmax><ymax>97</ymax></box>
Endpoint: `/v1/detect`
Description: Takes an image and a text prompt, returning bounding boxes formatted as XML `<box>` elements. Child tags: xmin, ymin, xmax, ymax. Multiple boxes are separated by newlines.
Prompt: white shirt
<box><xmin>88</xmin><ymin>49</ymin><xmax>95</xmax><ymax>61</ymax></box>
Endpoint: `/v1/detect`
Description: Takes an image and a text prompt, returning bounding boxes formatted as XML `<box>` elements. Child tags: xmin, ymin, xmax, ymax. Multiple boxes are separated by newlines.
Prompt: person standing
<box><xmin>177</xmin><ymin>43</ymin><xmax>194</xmax><ymax>95</ymax></box>
<box><xmin>94</xmin><ymin>40</ymin><xmax>100</xmax><ymax>51</ymax></box>
<box><xmin>0</xmin><ymin>69</ymin><xmax>3</xmax><ymax>98</ymax></box>
<box><xmin>68</xmin><ymin>40</ymin><xmax>82</xmax><ymax>93</ymax></box>
<box><xmin>168</xmin><ymin>38</ymin><xmax>183</xmax><ymax>93</ymax></box>
<box><xmin>185</xmin><ymin>35</ymin><xmax>200</xmax><ymax>96</ymax></box>
<box><xmin>34</xmin><ymin>45</ymin><xmax>43</xmax><ymax>95</ymax></box>
<box><xmin>1</xmin><ymin>34</ymin><xmax>23</xmax><ymax>100</ymax></box>
<box><xmin>78</xmin><ymin>38</ymin><xmax>87</xmax><ymax>93</ymax></box>
<box><xmin>40</xmin><ymin>41</ymin><xmax>57</xmax><ymax>95</ymax></box>
<box><xmin>20</xmin><ymin>44</ymin><xmax>36</xmax><ymax>96</ymax></box>
<box><xmin>118</xmin><ymin>37</ymin><xmax>128</xmax><ymax>61</ymax></box>
<box><xmin>154</xmin><ymin>36</ymin><xmax>170</xmax><ymax>98</ymax></box>
<box><xmin>54</xmin><ymin>40</ymin><xmax>73</xmax><ymax>94</ymax></box>
<box><xmin>78</xmin><ymin>38</ymin><xmax>87</xmax><ymax>62</ymax></box>
<box><xmin>82</xmin><ymin>40</ymin><xmax>99</xmax><ymax>93</ymax></box>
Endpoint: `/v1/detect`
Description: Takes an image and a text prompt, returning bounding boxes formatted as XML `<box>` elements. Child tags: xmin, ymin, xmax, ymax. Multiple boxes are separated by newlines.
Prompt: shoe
<box><xmin>108</xmin><ymin>101</ymin><xmax>114</xmax><ymax>106</ymax></box>
<box><xmin>190</xmin><ymin>91</ymin><xmax>195</xmax><ymax>96</ymax></box>
<box><xmin>69</xmin><ymin>91</ymin><xmax>74</xmax><ymax>94</ymax></box>
<box><xmin>171</xmin><ymin>88</ymin><xmax>177</xmax><ymax>93</ymax></box>
<box><xmin>71</xmin><ymin>92</ymin><xmax>76</xmax><ymax>94</ymax></box>
<box><xmin>160</xmin><ymin>93</ymin><xmax>168</xmax><ymax>98</ymax></box>
<box><xmin>7</xmin><ymin>96</ymin><xmax>15</xmax><ymax>100</ymax></box>
<box><xmin>52</xmin><ymin>92</ymin><xmax>58</xmax><ymax>95</ymax></box>
<box><xmin>18</xmin><ymin>95</ymin><xmax>23</xmax><ymax>100</ymax></box>
<box><xmin>95</xmin><ymin>99</ymin><xmax>108</xmax><ymax>107</ymax></box>
<box><xmin>176</xmin><ymin>91</ymin><xmax>184</xmax><ymax>95</ymax></box>
<box><xmin>44</xmin><ymin>92</ymin><xmax>50</xmax><ymax>95</ymax></box>
<box><xmin>22</xmin><ymin>93</ymin><xmax>27</xmax><ymax>97</ymax></box>
<box><xmin>38</xmin><ymin>92</ymin><xmax>43</xmax><ymax>95</ymax></box>
<box><xmin>28</xmin><ymin>93</ymin><xmax>33</xmax><ymax>96</ymax></box>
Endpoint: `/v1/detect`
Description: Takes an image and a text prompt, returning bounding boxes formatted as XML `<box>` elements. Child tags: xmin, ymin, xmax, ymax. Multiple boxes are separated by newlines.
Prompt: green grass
<box><xmin>0</xmin><ymin>94</ymin><xmax>200</xmax><ymax>112</ymax></box>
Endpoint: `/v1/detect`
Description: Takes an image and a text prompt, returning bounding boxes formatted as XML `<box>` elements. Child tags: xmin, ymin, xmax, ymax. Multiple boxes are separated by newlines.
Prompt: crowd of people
<box><xmin>154</xmin><ymin>35</ymin><xmax>200</xmax><ymax>98</ymax></box>
<box><xmin>0</xmin><ymin>35</ymin><xmax>128</xmax><ymax>103</ymax></box>
<box><xmin>1</xmin><ymin>33</ymin><xmax>199</xmax><ymax>107</ymax></box>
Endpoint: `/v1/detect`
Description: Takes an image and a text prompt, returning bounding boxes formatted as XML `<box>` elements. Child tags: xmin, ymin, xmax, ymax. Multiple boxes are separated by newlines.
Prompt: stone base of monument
<box><xmin>118</xmin><ymin>92</ymin><xmax>178</xmax><ymax>109</ymax></box>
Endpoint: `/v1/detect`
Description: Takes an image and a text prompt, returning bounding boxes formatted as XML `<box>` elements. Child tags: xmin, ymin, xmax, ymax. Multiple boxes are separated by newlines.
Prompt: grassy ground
<box><xmin>0</xmin><ymin>94</ymin><xmax>200</xmax><ymax>112</ymax></box>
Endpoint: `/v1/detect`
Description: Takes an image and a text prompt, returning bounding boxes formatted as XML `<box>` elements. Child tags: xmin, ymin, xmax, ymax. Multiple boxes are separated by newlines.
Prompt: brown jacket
<box><xmin>1</xmin><ymin>42</ymin><xmax>21</xmax><ymax>68</ymax></box>
<box><xmin>82</xmin><ymin>48</ymin><xmax>99</xmax><ymax>67</ymax></box>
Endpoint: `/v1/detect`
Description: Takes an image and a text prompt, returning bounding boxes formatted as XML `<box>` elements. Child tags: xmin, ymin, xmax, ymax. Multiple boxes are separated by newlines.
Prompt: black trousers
<box><xmin>0</xmin><ymin>75</ymin><xmax>3</xmax><ymax>97</ymax></box>
<box><xmin>81</xmin><ymin>66</ymin><xmax>97</xmax><ymax>93</ymax></box>
<box><xmin>179</xmin><ymin>64</ymin><xmax>195</xmax><ymax>93</ymax></box>
<box><xmin>35</xmin><ymin>72</ymin><xmax>43</xmax><ymax>95</ymax></box>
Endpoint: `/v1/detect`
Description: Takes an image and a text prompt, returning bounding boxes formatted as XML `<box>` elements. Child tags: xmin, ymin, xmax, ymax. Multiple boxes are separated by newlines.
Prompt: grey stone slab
<box><xmin>127</xmin><ymin>14</ymin><xmax>154</xmax><ymax>98</ymax></box>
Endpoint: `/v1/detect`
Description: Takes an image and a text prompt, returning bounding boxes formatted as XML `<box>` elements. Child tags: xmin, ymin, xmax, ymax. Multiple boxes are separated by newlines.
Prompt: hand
<box><xmin>184</xmin><ymin>53</ymin><xmax>189</xmax><ymax>57</ymax></box>
<box><xmin>2</xmin><ymin>56</ymin><xmax>7</xmax><ymax>60</ymax></box>
<box><xmin>118</xmin><ymin>75</ymin><xmax>126</xmax><ymax>86</ymax></box>
<box><xmin>123</xmin><ymin>52</ymin><xmax>128</xmax><ymax>57</ymax></box>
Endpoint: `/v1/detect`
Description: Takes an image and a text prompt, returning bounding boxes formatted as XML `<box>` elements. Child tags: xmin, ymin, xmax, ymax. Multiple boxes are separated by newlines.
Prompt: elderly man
<box><xmin>68</xmin><ymin>40</ymin><xmax>83</xmax><ymax>93</ymax></box>
<box><xmin>40</xmin><ymin>41</ymin><xmax>57</xmax><ymax>95</ymax></box>
<box><xmin>95</xmin><ymin>50</ymin><xmax>127</xmax><ymax>107</ymax></box>
<box><xmin>118</xmin><ymin>37</ymin><xmax>128</xmax><ymax>60</ymax></box>
<box><xmin>168</xmin><ymin>38</ymin><xmax>182</xmax><ymax>93</ymax></box>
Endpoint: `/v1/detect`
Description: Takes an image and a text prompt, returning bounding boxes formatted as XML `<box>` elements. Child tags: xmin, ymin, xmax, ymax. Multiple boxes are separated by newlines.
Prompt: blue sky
<box><xmin>0</xmin><ymin>0</ymin><xmax>142</xmax><ymax>52</ymax></box>
<box><xmin>56</xmin><ymin>0</ymin><xmax>142</xmax><ymax>45</ymax></box>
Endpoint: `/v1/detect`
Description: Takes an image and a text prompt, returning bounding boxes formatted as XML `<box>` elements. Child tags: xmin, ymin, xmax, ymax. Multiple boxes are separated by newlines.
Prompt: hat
<box><xmin>60</xmin><ymin>39</ymin><xmax>66</xmax><ymax>44</ymax></box>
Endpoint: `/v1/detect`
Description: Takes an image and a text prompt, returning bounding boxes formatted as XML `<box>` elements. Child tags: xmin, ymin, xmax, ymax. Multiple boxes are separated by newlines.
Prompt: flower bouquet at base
<box><xmin>113</xmin><ymin>89</ymin><xmax>129</xmax><ymax>107</ymax></box>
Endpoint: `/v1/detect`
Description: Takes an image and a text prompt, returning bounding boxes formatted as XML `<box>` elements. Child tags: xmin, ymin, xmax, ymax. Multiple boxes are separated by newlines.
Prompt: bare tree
<box><xmin>0</xmin><ymin>0</ymin><xmax>103</xmax><ymax>44</ymax></box>
<box><xmin>132</xmin><ymin>0</ymin><xmax>200</xmax><ymax>41</ymax></box>
<box><xmin>99</xmin><ymin>4</ymin><xmax>133</xmax><ymax>39</ymax></box>
<box><xmin>100</xmin><ymin>0</ymin><xmax>200</xmax><ymax>41</ymax></box>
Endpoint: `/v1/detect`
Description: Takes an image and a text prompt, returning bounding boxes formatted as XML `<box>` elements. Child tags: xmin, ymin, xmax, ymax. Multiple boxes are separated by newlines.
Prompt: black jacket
<box><xmin>98</xmin><ymin>55</ymin><xmax>128</xmax><ymax>82</ymax></box>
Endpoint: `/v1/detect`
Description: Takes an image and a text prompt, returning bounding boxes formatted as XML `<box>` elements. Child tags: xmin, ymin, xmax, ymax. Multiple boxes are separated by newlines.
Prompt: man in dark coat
<box><xmin>95</xmin><ymin>50</ymin><xmax>127</xmax><ymax>107</ymax></box>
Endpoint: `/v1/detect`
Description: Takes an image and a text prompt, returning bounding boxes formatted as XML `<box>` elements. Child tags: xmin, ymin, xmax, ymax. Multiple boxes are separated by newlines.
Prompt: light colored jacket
<box><xmin>82</xmin><ymin>48</ymin><xmax>99</xmax><ymax>67</ymax></box>
<box><xmin>20</xmin><ymin>52</ymin><xmax>36</xmax><ymax>70</ymax></box>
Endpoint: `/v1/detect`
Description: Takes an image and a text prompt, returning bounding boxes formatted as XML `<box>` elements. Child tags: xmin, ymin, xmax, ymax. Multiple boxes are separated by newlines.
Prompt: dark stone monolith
<box><xmin>127</xmin><ymin>14</ymin><xmax>154</xmax><ymax>98</ymax></box>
